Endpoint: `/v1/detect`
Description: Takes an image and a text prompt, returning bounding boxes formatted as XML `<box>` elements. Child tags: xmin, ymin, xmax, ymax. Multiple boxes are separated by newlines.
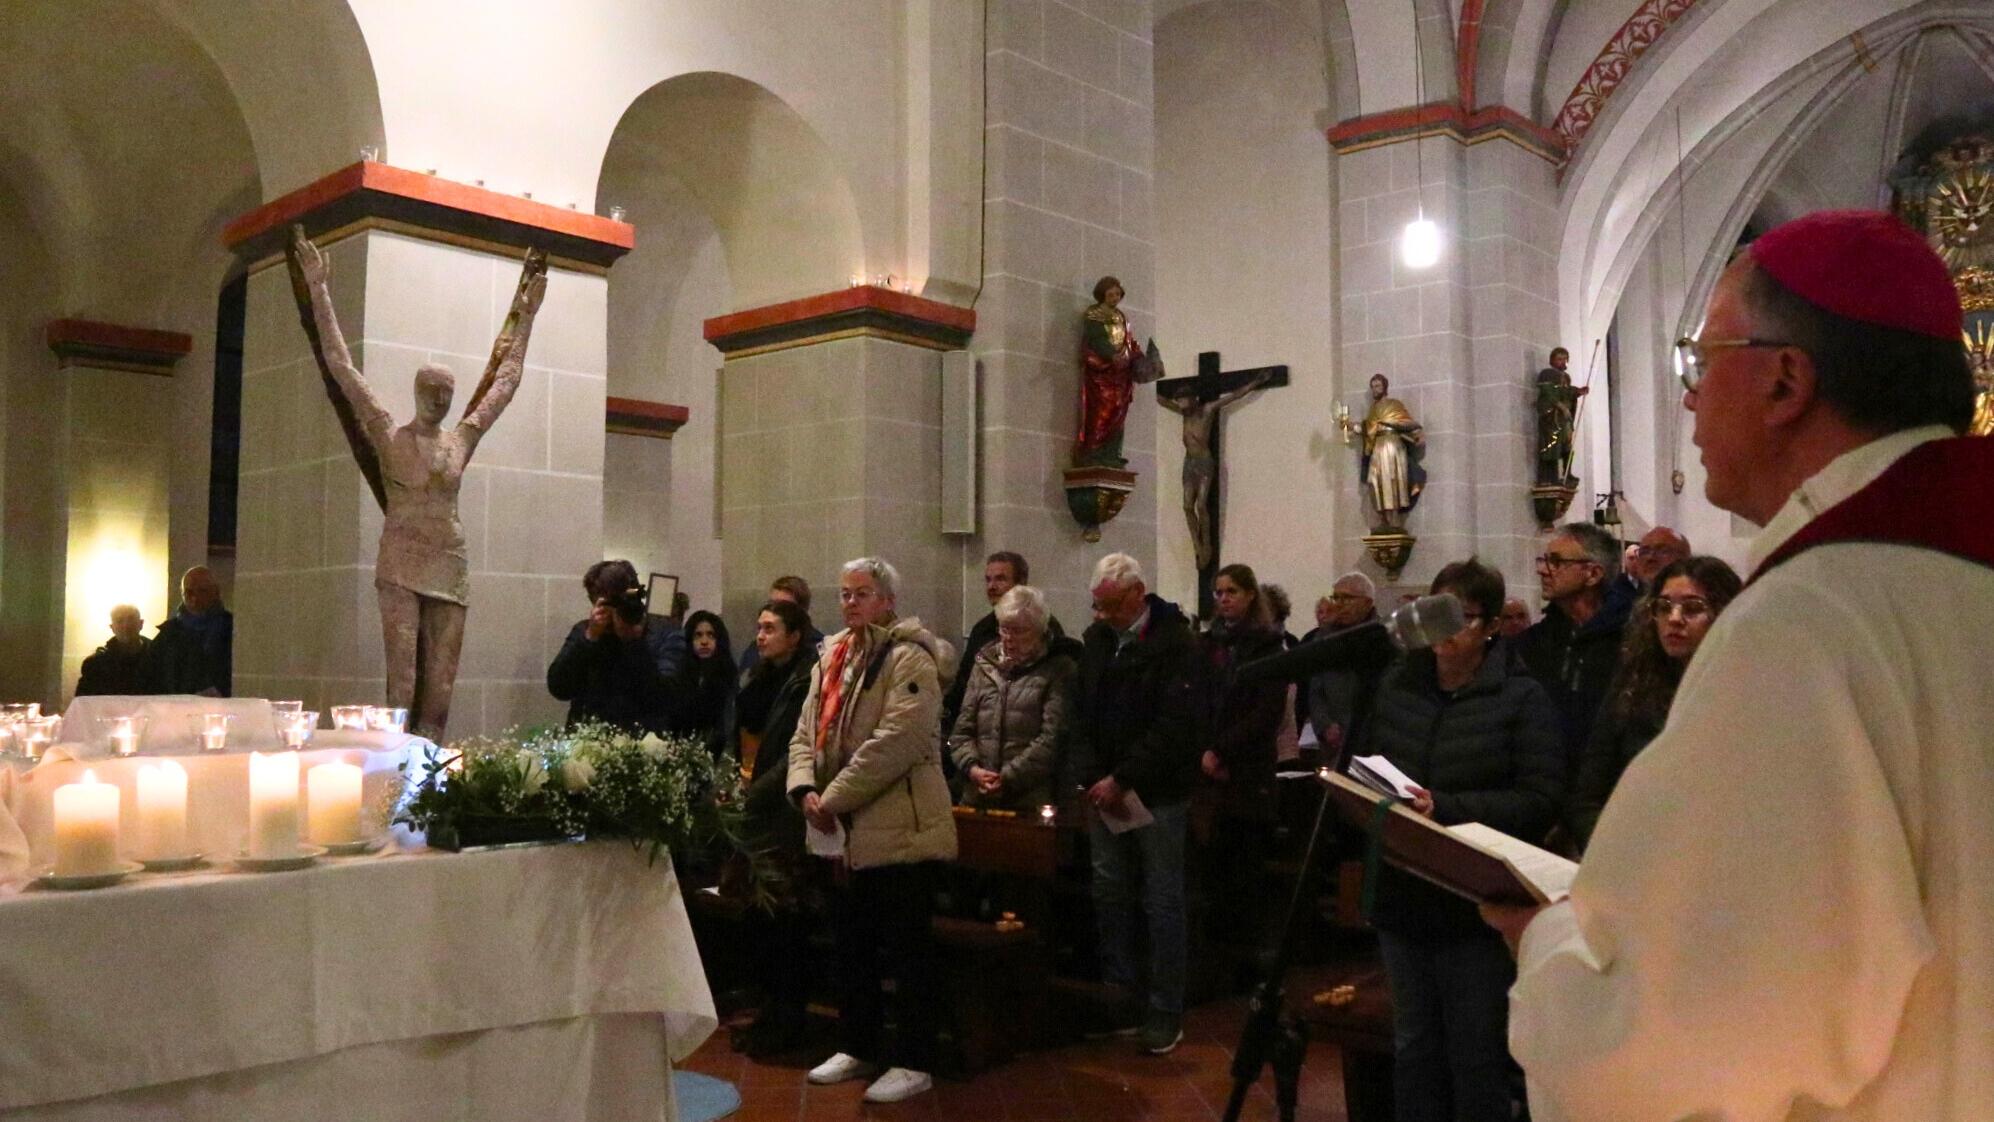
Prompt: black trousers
<box><xmin>828</xmin><ymin>859</ymin><xmax>944</xmax><ymax>1072</ymax></box>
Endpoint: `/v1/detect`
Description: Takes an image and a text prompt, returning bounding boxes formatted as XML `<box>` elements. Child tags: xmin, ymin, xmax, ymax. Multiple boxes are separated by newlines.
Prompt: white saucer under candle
<box><xmin>53</xmin><ymin>769</ymin><xmax>121</xmax><ymax>876</ymax></box>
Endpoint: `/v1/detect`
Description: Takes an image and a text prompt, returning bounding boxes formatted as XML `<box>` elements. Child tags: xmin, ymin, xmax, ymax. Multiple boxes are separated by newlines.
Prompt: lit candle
<box><xmin>279</xmin><ymin>711</ymin><xmax>318</xmax><ymax>749</ymax></box>
<box><xmin>307</xmin><ymin>762</ymin><xmax>364</xmax><ymax>845</ymax></box>
<box><xmin>366</xmin><ymin>707</ymin><xmax>408</xmax><ymax>734</ymax></box>
<box><xmin>107</xmin><ymin>715</ymin><xmax>142</xmax><ymax>757</ymax></box>
<box><xmin>20</xmin><ymin>717</ymin><xmax>57</xmax><ymax>760</ymax></box>
<box><xmin>136</xmin><ymin>760</ymin><xmax>189</xmax><ymax>859</ymax></box>
<box><xmin>330</xmin><ymin>705</ymin><xmax>369</xmax><ymax>731</ymax></box>
<box><xmin>201</xmin><ymin>713</ymin><xmax>231</xmax><ymax>751</ymax></box>
<box><xmin>248</xmin><ymin>751</ymin><xmax>301</xmax><ymax>858</ymax></box>
<box><xmin>1039</xmin><ymin>803</ymin><xmax>1057</xmax><ymax>826</ymax></box>
<box><xmin>53</xmin><ymin>769</ymin><xmax>121</xmax><ymax>876</ymax></box>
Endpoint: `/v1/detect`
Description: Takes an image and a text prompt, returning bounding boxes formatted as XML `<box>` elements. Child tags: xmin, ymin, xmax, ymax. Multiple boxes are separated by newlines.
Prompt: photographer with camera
<box><xmin>546</xmin><ymin>559</ymin><xmax>687</xmax><ymax>733</ymax></box>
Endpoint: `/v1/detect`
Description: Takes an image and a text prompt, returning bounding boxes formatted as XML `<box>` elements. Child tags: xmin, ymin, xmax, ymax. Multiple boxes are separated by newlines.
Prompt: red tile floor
<box><xmin>680</xmin><ymin>994</ymin><xmax>1352</xmax><ymax>1122</ymax></box>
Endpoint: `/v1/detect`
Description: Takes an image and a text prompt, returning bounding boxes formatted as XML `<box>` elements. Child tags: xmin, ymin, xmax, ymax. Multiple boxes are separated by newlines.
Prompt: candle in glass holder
<box><xmin>365</xmin><ymin>706</ymin><xmax>408</xmax><ymax>734</ymax></box>
<box><xmin>271</xmin><ymin>700</ymin><xmax>303</xmax><ymax>716</ymax></box>
<box><xmin>54</xmin><ymin>769</ymin><xmax>121</xmax><ymax>875</ymax></box>
<box><xmin>248</xmin><ymin>751</ymin><xmax>301</xmax><ymax>858</ymax></box>
<box><xmin>137</xmin><ymin>760</ymin><xmax>189</xmax><ymax>859</ymax></box>
<box><xmin>201</xmin><ymin>713</ymin><xmax>233</xmax><ymax>751</ymax></box>
<box><xmin>105</xmin><ymin>715</ymin><xmax>145</xmax><ymax>757</ymax></box>
<box><xmin>308</xmin><ymin>762</ymin><xmax>364</xmax><ymax>845</ymax></box>
<box><xmin>330</xmin><ymin>705</ymin><xmax>369</xmax><ymax>731</ymax></box>
<box><xmin>1039</xmin><ymin>803</ymin><xmax>1057</xmax><ymax>826</ymax></box>
<box><xmin>20</xmin><ymin>716</ymin><xmax>58</xmax><ymax>760</ymax></box>
<box><xmin>279</xmin><ymin>711</ymin><xmax>319</xmax><ymax>750</ymax></box>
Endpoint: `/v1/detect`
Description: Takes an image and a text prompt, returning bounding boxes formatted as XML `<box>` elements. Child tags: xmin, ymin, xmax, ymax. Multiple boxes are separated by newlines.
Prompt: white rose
<box><xmin>517</xmin><ymin>750</ymin><xmax>548</xmax><ymax>794</ymax></box>
<box><xmin>561</xmin><ymin>757</ymin><xmax>595</xmax><ymax>792</ymax></box>
<box><xmin>639</xmin><ymin>733</ymin><xmax>669</xmax><ymax>762</ymax></box>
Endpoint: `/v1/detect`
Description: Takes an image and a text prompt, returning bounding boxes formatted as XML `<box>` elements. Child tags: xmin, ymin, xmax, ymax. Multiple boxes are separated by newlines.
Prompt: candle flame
<box><xmin>163</xmin><ymin>759</ymin><xmax>186</xmax><ymax>778</ymax></box>
<box><xmin>82</xmin><ymin>768</ymin><xmax>98</xmax><ymax>784</ymax></box>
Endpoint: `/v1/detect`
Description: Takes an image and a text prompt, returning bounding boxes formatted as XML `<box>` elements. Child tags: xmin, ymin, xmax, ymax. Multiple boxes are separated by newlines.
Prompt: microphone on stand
<box><xmin>1236</xmin><ymin>593</ymin><xmax>1465</xmax><ymax>684</ymax></box>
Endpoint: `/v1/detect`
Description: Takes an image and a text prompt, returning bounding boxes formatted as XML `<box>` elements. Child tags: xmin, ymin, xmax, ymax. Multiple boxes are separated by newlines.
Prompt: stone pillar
<box><xmin>705</xmin><ymin>289</ymin><xmax>974</xmax><ymax>636</ymax></box>
<box><xmin>44</xmin><ymin>321</ymin><xmax>190</xmax><ymax>703</ymax></box>
<box><xmin>1331</xmin><ymin>112</ymin><xmax>1563</xmax><ymax>593</ymax></box>
<box><xmin>974</xmin><ymin>0</ymin><xmax>1158</xmax><ymax>622</ymax></box>
<box><xmin>223</xmin><ymin>163</ymin><xmax>632</xmax><ymax>737</ymax></box>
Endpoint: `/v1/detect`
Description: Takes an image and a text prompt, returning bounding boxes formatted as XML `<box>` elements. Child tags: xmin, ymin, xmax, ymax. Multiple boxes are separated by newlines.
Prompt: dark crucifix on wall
<box><xmin>1156</xmin><ymin>351</ymin><xmax>1288</xmax><ymax>620</ymax></box>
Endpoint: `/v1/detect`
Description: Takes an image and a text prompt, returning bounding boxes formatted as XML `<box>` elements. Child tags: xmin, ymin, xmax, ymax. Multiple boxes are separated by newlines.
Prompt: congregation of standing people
<box><xmin>588</xmin><ymin>525</ymin><xmax>1749</xmax><ymax>1111</ymax></box>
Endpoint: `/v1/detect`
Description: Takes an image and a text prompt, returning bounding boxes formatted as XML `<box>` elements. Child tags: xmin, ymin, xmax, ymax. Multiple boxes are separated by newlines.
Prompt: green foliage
<box><xmin>397</xmin><ymin>722</ymin><xmax>776</xmax><ymax>905</ymax></box>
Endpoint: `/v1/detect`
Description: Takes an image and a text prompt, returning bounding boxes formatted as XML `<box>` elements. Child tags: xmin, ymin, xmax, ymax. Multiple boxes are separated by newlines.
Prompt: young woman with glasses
<box><xmin>1568</xmin><ymin>555</ymin><xmax>1743</xmax><ymax>852</ymax></box>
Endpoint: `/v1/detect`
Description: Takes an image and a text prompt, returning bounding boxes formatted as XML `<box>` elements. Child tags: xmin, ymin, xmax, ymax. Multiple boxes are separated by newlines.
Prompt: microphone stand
<box><xmin>1220</xmin><ymin>766</ymin><xmax>1337</xmax><ymax>1122</ymax></box>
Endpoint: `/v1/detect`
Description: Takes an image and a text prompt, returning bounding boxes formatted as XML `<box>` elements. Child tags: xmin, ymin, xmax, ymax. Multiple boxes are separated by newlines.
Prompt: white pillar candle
<box><xmin>307</xmin><ymin>762</ymin><xmax>364</xmax><ymax>845</ymax></box>
<box><xmin>248</xmin><ymin>751</ymin><xmax>301</xmax><ymax>858</ymax></box>
<box><xmin>136</xmin><ymin>760</ymin><xmax>189</xmax><ymax>859</ymax></box>
<box><xmin>53</xmin><ymin>769</ymin><xmax>121</xmax><ymax>876</ymax></box>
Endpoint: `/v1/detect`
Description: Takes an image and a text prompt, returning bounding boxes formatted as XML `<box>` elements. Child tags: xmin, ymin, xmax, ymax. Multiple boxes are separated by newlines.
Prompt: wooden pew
<box><xmin>935</xmin><ymin>805</ymin><xmax>1060</xmax><ymax>1072</ymax></box>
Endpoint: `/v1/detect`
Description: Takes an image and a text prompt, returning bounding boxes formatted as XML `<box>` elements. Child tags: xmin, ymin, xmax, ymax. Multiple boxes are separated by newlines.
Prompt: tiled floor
<box><xmin>680</xmin><ymin>996</ymin><xmax>1352</xmax><ymax>1122</ymax></box>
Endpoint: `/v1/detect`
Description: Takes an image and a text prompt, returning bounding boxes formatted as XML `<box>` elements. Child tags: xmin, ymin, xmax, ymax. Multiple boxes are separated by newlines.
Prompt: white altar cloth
<box><xmin>0</xmin><ymin>842</ymin><xmax>716</xmax><ymax>1121</ymax></box>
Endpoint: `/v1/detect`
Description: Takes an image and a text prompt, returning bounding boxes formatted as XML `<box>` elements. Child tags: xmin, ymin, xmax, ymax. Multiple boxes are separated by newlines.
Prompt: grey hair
<box><xmin>1090</xmin><ymin>552</ymin><xmax>1145</xmax><ymax>589</ymax></box>
<box><xmin>1557</xmin><ymin>522</ymin><xmax>1622</xmax><ymax>581</ymax></box>
<box><xmin>1331</xmin><ymin>571</ymin><xmax>1376</xmax><ymax>600</ymax></box>
<box><xmin>994</xmin><ymin>585</ymin><xmax>1049</xmax><ymax>633</ymax></box>
<box><xmin>840</xmin><ymin>556</ymin><xmax>900</xmax><ymax>601</ymax></box>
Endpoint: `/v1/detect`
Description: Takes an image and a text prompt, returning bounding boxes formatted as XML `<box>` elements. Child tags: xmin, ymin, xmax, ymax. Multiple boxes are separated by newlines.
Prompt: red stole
<box><xmin>1751</xmin><ymin>436</ymin><xmax>1994</xmax><ymax>583</ymax></box>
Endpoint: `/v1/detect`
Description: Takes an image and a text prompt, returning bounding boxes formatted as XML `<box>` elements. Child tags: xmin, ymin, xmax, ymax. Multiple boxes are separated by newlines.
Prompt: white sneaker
<box><xmin>861</xmin><ymin>1067</ymin><xmax>934</xmax><ymax>1103</ymax></box>
<box><xmin>807</xmin><ymin>1052</ymin><xmax>879</xmax><ymax>1085</ymax></box>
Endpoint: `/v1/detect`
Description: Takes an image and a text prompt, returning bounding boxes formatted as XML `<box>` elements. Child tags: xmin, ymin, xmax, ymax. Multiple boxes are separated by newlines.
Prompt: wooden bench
<box><xmin>1300</xmin><ymin>959</ymin><xmax>1395</xmax><ymax>1122</ymax></box>
<box><xmin>935</xmin><ymin>806</ymin><xmax>1060</xmax><ymax>1072</ymax></box>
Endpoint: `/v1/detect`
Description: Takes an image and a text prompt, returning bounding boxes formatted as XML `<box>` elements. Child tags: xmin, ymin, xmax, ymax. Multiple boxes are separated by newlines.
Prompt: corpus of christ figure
<box><xmin>286</xmin><ymin>225</ymin><xmax>547</xmax><ymax>738</ymax></box>
<box><xmin>1157</xmin><ymin>351</ymin><xmax>1288</xmax><ymax>618</ymax></box>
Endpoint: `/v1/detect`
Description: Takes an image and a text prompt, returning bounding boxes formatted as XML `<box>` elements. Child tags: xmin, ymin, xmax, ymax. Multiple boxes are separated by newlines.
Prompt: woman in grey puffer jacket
<box><xmin>948</xmin><ymin>585</ymin><xmax>1078</xmax><ymax>810</ymax></box>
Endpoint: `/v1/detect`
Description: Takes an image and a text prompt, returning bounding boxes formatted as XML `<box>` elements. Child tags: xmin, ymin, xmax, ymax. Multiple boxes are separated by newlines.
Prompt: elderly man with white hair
<box><xmin>788</xmin><ymin>557</ymin><xmax>956</xmax><ymax>1104</ymax></box>
<box><xmin>1070</xmin><ymin>552</ymin><xmax>1203</xmax><ymax>1054</ymax></box>
<box><xmin>1305</xmin><ymin>571</ymin><xmax>1380</xmax><ymax>760</ymax></box>
<box><xmin>948</xmin><ymin>584</ymin><xmax>1079</xmax><ymax>811</ymax></box>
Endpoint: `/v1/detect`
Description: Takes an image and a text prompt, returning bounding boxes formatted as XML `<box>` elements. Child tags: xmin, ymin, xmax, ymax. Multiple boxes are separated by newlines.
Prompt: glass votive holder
<box><xmin>365</xmin><ymin>706</ymin><xmax>409</xmax><ymax>734</ymax></box>
<box><xmin>271</xmin><ymin>700</ymin><xmax>303</xmax><ymax>717</ymax></box>
<box><xmin>1039</xmin><ymin>803</ymin><xmax>1057</xmax><ymax>826</ymax></box>
<box><xmin>1</xmin><ymin>702</ymin><xmax>39</xmax><ymax>722</ymax></box>
<box><xmin>201</xmin><ymin>713</ymin><xmax>234</xmax><ymax>752</ymax></box>
<box><xmin>279</xmin><ymin>711</ymin><xmax>319</xmax><ymax>750</ymax></box>
<box><xmin>20</xmin><ymin>716</ymin><xmax>60</xmax><ymax>760</ymax></box>
<box><xmin>102</xmin><ymin>715</ymin><xmax>148</xmax><ymax>758</ymax></box>
<box><xmin>330</xmin><ymin>705</ymin><xmax>370</xmax><ymax>731</ymax></box>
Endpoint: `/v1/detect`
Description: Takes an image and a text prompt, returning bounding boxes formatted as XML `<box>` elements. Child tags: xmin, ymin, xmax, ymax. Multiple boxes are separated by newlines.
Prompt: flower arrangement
<box><xmin>398</xmin><ymin>722</ymin><xmax>769</xmax><ymax>897</ymax></box>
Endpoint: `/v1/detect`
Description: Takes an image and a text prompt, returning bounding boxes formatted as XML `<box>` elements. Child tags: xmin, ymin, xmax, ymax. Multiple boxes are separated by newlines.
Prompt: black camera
<box><xmin>605</xmin><ymin>585</ymin><xmax>649</xmax><ymax>626</ymax></box>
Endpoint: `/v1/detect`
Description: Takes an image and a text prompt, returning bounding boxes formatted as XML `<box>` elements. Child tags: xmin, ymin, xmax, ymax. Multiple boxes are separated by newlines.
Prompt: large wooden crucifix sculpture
<box><xmin>1156</xmin><ymin>351</ymin><xmax>1288</xmax><ymax>620</ymax></box>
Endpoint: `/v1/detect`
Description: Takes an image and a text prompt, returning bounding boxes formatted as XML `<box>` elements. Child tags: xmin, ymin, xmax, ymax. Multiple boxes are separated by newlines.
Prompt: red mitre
<box><xmin>1748</xmin><ymin>209</ymin><xmax>1963</xmax><ymax>341</ymax></box>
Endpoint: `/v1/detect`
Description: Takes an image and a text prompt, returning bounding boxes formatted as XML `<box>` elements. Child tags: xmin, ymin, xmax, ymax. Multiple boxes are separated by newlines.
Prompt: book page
<box><xmin>806</xmin><ymin>818</ymin><xmax>847</xmax><ymax>859</ymax></box>
<box><xmin>1102</xmin><ymin>790</ymin><xmax>1157</xmax><ymax>834</ymax></box>
<box><xmin>1351</xmin><ymin>754</ymin><xmax>1421</xmax><ymax>799</ymax></box>
<box><xmin>1446</xmin><ymin>822</ymin><xmax>1578</xmax><ymax>902</ymax></box>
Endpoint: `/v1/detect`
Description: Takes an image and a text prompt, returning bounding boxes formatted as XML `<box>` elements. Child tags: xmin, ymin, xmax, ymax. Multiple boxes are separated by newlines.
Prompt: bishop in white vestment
<box><xmin>1493</xmin><ymin>211</ymin><xmax>1994</xmax><ymax>1122</ymax></box>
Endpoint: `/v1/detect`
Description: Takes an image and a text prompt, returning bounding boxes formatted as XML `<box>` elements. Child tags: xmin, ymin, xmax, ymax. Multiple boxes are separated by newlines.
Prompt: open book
<box><xmin>1320</xmin><ymin>771</ymin><xmax>1576</xmax><ymax>906</ymax></box>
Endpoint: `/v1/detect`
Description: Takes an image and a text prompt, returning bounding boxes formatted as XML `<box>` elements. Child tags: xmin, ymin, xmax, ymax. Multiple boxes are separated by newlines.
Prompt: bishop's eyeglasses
<box><xmin>1674</xmin><ymin>336</ymin><xmax>1794</xmax><ymax>392</ymax></box>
